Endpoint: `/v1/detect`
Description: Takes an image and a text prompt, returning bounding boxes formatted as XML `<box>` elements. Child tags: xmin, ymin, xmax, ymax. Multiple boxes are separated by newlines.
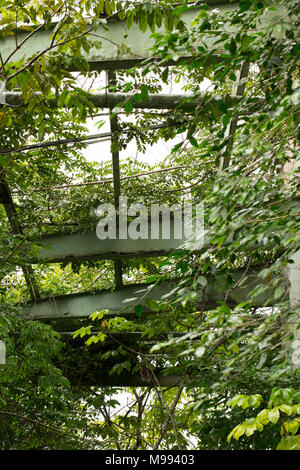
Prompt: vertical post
<box><xmin>219</xmin><ymin>61</ymin><xmax>250</xmax><ymax>170</ymax></box>
<box><xmin>285</xmin><ymin>160</ymin><xmax>300</xmax><ymax>368</ymax></box>
<box><xmin>288</xmin><ymin>251</ymin><xmax>300</xmax><ymax>368</ymax></box>
<box><xmin>107</xmin><ymin>71</ymin><xmax>123</xmax><ymax>288</ymax></box>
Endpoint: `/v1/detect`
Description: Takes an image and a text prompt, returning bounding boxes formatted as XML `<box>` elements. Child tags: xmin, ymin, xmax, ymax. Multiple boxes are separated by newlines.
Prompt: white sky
<box><xmin>80</xmin><ymin>72</ymin><xmax>211</xmax><ymax>166</ymax></box>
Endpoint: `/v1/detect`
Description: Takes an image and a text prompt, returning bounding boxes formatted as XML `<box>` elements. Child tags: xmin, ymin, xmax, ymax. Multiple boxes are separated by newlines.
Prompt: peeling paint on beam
<box><xmin>22</xmin><ymin>269</ymin><xmax>275</xmax><ymax>320</ymax></box>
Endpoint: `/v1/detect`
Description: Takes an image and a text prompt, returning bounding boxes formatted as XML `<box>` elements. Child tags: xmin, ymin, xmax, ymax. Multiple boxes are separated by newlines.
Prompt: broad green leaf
<box><xmin>268</xmin><ymin>407</ymin><xmax>280</xmax><ymax>424</ymax></box>
<box><xmin>277</xmin><ymin>435</ymin><xmax>300</xmax><ymax>450</ymax></box>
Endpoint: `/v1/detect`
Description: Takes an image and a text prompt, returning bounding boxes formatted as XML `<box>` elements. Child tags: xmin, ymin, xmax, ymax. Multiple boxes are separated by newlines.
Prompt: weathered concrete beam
<box><xmin>22</xmin><ymin>269</ymin><xmax>275</xmax><ymax>320</ymax></box>
<box><xmin>0</xmin><ymin>3</ymin><xmax>237</xmax><ymax>71</ymax></box>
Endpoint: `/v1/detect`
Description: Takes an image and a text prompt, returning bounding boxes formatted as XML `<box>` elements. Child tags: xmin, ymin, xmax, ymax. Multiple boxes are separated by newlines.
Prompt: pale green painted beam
<box><xmin>22</xmin><ymin>269</ymin><xmax>275</xmax><ymax>320</ymax></box>
<box><xmin>32</xmin><ymin>230</ymin><xmax>183</xmax><ymax>262</ymax></box>
<box><xmin>0</xmin><ymin>3</ymin><xmax>237</xmax><ymax>71</ymax></box>
<box><xmin>1</xmin><ymin>3</ymin><xmax>287</xmax><ymax>73</ymax></box>
<box><xmin>23</xmin><ymin>283</ymin><xmax>176</xmax><ymax>319</ymax></box>
<box><xmin>28</xmin><ymin>218</ymin><xmax>195</xmax><ymax>263</ymax></box>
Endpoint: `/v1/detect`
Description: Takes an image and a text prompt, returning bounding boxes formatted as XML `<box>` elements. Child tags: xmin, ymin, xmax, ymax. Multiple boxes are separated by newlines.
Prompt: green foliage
<box><xmin>0</xmin><ymin>0</ymin><xmax>300</xmax><ymax>451</ymax></box>
<box><xmin>0</xmin><ymin>313</ymin><xmax>98</xmax><ymax>449</ymax></box>
<box><xmin>226</xmin><ymin>388</ymin><xmax>300</xmax><ymax>449</ymax></box>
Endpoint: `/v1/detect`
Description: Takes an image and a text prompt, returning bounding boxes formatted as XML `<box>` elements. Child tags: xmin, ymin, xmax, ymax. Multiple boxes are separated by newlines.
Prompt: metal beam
<box><xmin>27</xmin><ymin>218</ymin><xmax>192</xmax><ymax>263</ymax></box>
<box><xmin>219</xmin><ymin>61</ymin><xmax>250</xmax><ymax>170</ymax></box>
<box><xmin>0</xmin><ymin>124</ymin><xmax>182</xmax><ymax>157</ymax></box>
<box><xmin>23</xmin><ymin>283</ymin><xmax>176</xmax><ymax>319</ymax></box>
<box><xmin>25</xmin><ymin>221</ymin><xmax>273</xmax><ymax>265</ymax></box>
<box><xmin>0</xmin><ymin>3</ymin><xmax>287</xmax><ymax>77</ymax></box>
<box><xmin>22</xmin><ymin>269</ymin><xmax>275</xmax><ymax>320</ymax></box>
<box><xmin>4</xmin><ymin>92</ymin><xmax>239</xmax><ymax>111</ymax></box>
<box><xmin>1</xmin><ymin>3</ymin><xmax>238</xmax><ymax>72</ymax></box>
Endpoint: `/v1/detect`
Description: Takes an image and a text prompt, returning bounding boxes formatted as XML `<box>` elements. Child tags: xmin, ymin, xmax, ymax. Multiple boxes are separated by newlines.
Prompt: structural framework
<box><xmin>1</xmin><ymin>0</ymin><xmax>296</xmax><ymax>386</ymax></box>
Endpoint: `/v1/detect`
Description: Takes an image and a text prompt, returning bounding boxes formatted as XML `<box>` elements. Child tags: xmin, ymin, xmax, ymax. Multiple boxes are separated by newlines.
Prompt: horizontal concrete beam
<box><xmin>1</xmin><ymin>3</ymin><xmax>237</xmax><ymax>71</ymax></box>
<box><xmin>22</xmin><ymin>269</ymin><xmax>275</xmax><ymax>320</ymax></box>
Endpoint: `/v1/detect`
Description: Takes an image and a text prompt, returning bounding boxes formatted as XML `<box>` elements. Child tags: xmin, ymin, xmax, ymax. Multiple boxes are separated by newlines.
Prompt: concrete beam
<box><xmin>22</xmin><ymin>269</ymin><xmax>275</xmax><ymax>320</ymax></box>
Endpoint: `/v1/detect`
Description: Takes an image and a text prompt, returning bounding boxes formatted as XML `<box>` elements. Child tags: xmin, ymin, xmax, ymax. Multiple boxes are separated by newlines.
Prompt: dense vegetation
<box><xmin>0</xmin><ymin>0</ymin><xmax>299</xmax><ymax>450</ymax></box>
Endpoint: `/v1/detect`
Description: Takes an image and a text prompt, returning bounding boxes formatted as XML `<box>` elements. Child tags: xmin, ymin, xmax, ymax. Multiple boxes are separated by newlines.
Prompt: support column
<box><xmin>287</xmin><ymin>252</ymin><xmax>300</xmax><ymax>369</ymax></box>
<box><xmin>219</xmin><ymin>61</ymin><xmax>250</xmax><ymax>170</ymax></box>
<box><xmin>107</xmin><ymin>71</ymin><xmax>123</xmax><ymax>288</ymax></box>
<box><xmin>285</xmin><ymin>161</ymin><xmax>300</xmax><ymax>368</ymax></box>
